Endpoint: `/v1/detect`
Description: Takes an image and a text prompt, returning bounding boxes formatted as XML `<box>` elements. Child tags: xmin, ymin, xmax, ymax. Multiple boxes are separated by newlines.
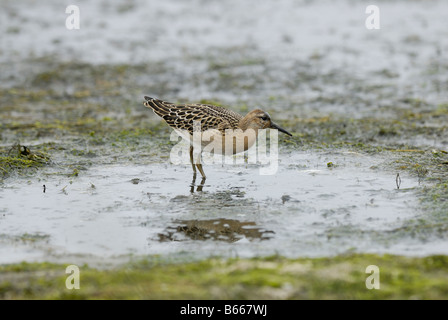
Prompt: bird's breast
<box><xmin>180</xmin><ymin>128</ymin><xmax>258</xmax><ymax>155</ymax></box>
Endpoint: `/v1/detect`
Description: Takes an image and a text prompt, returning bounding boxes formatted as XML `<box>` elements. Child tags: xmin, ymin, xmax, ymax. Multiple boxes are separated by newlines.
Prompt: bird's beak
<box><xmin>270</xmin><ymin>122</ymin><xmax>292</xmax><ymax>136</ymax></box>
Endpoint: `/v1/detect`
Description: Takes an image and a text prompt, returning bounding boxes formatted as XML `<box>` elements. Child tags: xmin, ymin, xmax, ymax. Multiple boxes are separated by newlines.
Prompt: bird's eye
<box><xmin>260</xmin><ymin>116</ymin><xmax>268</xmax><ymax>121</ymax></box>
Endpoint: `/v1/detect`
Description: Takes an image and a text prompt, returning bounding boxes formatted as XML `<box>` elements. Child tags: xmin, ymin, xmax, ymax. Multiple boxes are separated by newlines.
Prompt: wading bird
<box><xmin>143</xmin><ymin>96</ymin><xmax>292</xmax><ymax>179</ymax></box>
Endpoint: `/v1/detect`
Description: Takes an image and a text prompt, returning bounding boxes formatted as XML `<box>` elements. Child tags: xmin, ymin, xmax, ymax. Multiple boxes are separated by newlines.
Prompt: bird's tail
<box><xmin>143</xmin><ymin>96</ymin><xmax>172</xmax><ymax>118</ymax></box>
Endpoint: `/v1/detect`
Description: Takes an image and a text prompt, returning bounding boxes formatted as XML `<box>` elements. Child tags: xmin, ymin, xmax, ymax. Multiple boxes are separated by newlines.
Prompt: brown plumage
<box><xmin>143</xmin><ymin>96</ymin><xmax>243</xmax><ymax>135</ymax></box>
<box><xmin>143</xmin><ymin>96</ymin><xmax>292</xmax><ymax>179</ymax></box>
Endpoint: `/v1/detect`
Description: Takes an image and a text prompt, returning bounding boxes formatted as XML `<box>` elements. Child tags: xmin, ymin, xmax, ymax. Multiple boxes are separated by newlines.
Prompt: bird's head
<box><xmin>242</xmin><ymin>109</ymin><xmax>292</xmax><ymax>136</ymax></box>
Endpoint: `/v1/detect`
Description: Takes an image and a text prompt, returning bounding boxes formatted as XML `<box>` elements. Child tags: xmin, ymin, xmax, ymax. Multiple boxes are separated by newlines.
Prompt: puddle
<box><xmin>2</xmin><ymin>150</ymin><xmax>441</xmax><ymax>265</ymax></box>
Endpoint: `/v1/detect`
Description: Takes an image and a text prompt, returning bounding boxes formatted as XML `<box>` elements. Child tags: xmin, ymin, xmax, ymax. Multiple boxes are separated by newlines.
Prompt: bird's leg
<box><xmin>197</xmin><ymin>177</ymin><xmax>206</xmax><ymax>192</ymax></box>
<box><xmin>196</xmin><ymin>163</ymin><xmax>206</xmax><ymax>179</ymax></box>
<box><xmin>190</xmin><ymin>145</ymin><xmax>206</xmax><ymax>179</ymax></box>
<box><xmin>189</xmin><ymin>149</ymin><xmax>205</xmax><ymax>192</ymax></box>
<box><xmin>190</xmin><ymin>173</ymin><xmax>196</xmax><ymax>193</ymax></box>
<box><xmin>189</xmin><ymin>145</ymin><xmax>197</xmax><ymax>175</ymax></box>
<box><xmin>194</xmin><ymin>151</ymin><xmax>206</xmax><ymax>179</ymax></box>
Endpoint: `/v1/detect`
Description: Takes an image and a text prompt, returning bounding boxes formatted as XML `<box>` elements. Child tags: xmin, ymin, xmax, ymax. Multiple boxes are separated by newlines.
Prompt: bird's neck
<box><xmin>238</xmin><ymin>117</ymin><xmax>259</xmax><ymax>135</ymax></box>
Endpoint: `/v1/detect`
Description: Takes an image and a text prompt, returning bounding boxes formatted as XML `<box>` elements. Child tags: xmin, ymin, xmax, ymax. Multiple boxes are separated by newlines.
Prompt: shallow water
<box><xmin>3</xmin><ymin>150</ymin><xmax>441</xmax><ymax>266</ymax></box>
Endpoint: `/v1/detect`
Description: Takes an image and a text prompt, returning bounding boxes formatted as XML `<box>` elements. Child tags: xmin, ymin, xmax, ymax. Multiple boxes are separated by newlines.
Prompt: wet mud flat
<box><xmin>1</xmin><ymin>141</ymin><xmax>447</xmax><ymax>268</ymax></box>
<box><xmin>0</xmin><ymin>152</ymin><xmax>425</xmax><ymax>263</ymax></box>
<box><xmin>1</xmin><ymin>0</ymin><xmax>448</xmax><ymax>299</ymax></box>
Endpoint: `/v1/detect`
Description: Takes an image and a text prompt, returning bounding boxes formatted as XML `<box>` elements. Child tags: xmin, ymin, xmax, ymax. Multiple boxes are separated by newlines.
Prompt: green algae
<box><xmin>0</xmin><ymin>144</ymin><xmax>51</xmax><ymax>179</ymax></box>
<box><xmin>0</xmin><ymin>233</ymin><xmax>50</xmax><ymax>244</ymax></box>
<box><xmin>1</xmin><ymin>254</ymin><xmax>448</xmax><ymax>299</ymax></box>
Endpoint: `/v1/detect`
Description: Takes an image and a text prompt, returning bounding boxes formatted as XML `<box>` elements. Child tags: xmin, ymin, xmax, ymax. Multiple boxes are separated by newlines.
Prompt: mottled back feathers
<box><xmin>143</xmin><ymin>96</ymin><xmax>243</xmax><ymax>135</ymax></box>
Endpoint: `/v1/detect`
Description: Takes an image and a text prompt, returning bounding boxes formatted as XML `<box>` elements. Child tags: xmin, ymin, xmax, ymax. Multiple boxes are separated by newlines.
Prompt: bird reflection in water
<box><xmin>158</xmin><ymin>218</ymin><xmax>274</xmax><ymax>243</ymax></box>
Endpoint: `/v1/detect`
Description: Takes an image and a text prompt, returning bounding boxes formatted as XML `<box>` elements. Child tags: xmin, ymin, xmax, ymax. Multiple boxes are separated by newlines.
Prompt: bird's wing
<box><xmin>143</xmin><ymin>97</ymin><xmax>243</xmax><ymax>135</ymax></box>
